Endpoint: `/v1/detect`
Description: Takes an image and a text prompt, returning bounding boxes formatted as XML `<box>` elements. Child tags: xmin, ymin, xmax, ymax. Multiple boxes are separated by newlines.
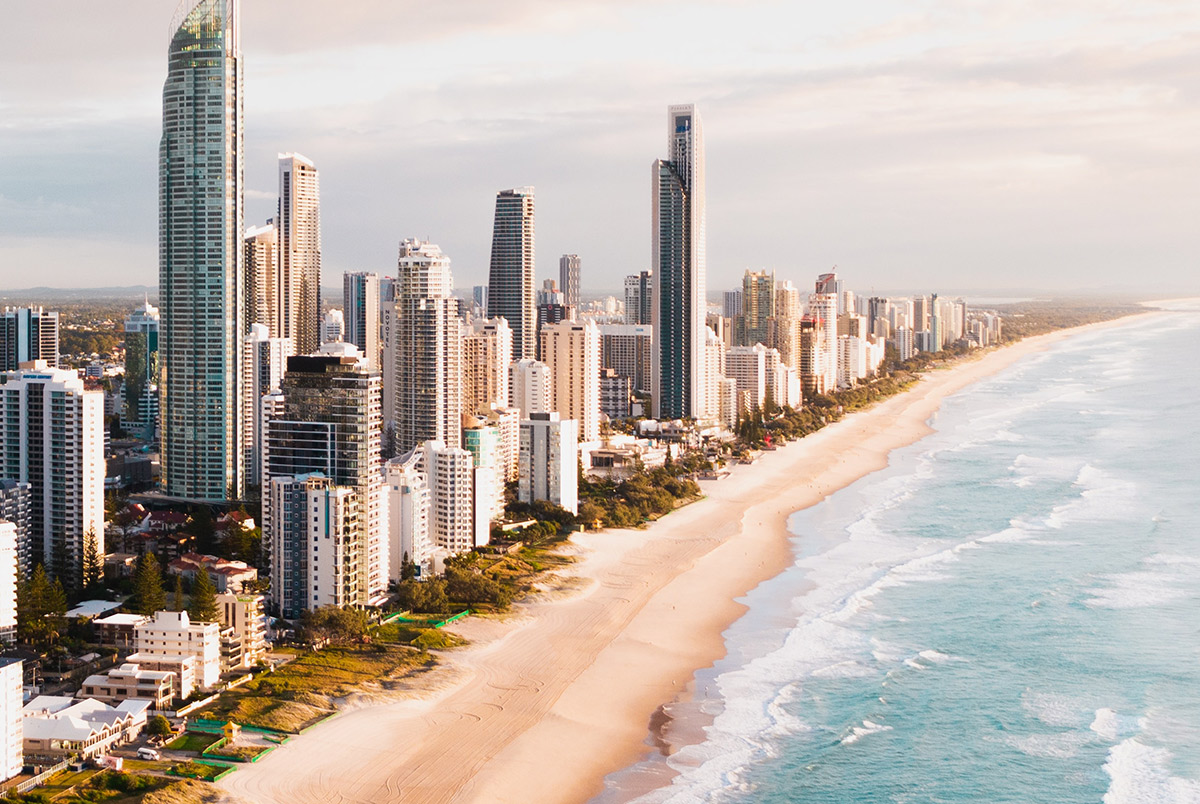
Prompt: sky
<box><xmin>1</xmin><ymin>0</ymin><xmax>1198</xmax><ymax>296</ymax></box>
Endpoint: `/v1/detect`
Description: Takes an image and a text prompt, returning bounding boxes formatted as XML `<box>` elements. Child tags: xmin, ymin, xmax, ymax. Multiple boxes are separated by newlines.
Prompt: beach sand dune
<box><xmin>220</xmin><ymin>316</ymin><xmax>1155</xmax><ymax>804</ymax></box>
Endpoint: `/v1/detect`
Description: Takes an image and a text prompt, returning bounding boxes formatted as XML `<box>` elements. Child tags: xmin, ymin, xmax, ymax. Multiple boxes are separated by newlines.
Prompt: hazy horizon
<box><xmin>2</xmin><ymin>1</ymin><xmax>1197</xmax><ymax>295</ymax></box>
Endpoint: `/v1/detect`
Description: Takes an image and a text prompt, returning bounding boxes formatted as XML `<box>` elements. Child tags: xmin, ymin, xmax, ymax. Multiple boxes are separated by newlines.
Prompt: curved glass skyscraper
<box><xmin>159</xmin><ymin>0</ymin><xmax>245</xmax><ymax>501</ymax></box>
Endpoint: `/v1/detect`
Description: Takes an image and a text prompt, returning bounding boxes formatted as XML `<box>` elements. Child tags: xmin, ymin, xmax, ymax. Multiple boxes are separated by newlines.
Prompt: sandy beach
<box><xmin>219</xmin><ymin>314</ymin><xmax>1161</xmax><ymax>804</ymax></box>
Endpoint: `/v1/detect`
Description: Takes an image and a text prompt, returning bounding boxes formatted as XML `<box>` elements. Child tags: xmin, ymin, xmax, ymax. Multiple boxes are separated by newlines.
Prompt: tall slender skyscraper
<box><xmin>159</xmin><ymin>0</ymin><xmax>244</xmax><ymax>502</ymax></box>
<box><xmin>279</xmin><ymin>153</ymin><xmax>322</xmax><ymax>356</ymax></box>
<box><xmin>559</xmin><ymin>254</ymin><xmax>581</xmax><ymax>309</ymax></box>
<box><xmin>244</xmin><ymin>221</ymin><xmax>280</xmax><ymax>336</ymax></box>
<box><xmin>487</xmin><ymin>187</ymin><xmax>536</xmax><ymax>360</ymax></box>
<box><xmin>122</xmin><ymin>299</ymin><xmax>160</xmax><ymax>440</ymax></box>
<box><xmin>343</xmin><ymin>272</ymin><xmax>380</xmax><ymax>371</ymax></box>
<box><xmin>651</xmin><ymin>104</ymin><xmax>706</xmax><ymax>420</ymax></box>
<box><xmin>395</xmin><ymin>239</ymin><xmax>462</xmax><ymax>455</ymax></box>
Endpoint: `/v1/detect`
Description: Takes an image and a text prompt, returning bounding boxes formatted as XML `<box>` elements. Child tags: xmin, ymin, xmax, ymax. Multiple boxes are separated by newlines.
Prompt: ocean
<box><xmin>601</xmin><ymin>307</ymin><xmax>1200</xmax><ymax>804</ymax></box>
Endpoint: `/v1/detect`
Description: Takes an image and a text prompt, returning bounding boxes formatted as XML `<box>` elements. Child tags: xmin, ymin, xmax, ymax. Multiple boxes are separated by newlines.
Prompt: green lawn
<box><xmin>166</xmin><ymin>732</ymin><xmax>222</xmax><ymax>753</ymax></box>
<box><xmin>169</xmin><ymin>761</ymin><xmax>231</xmax><ymax>782</ymax></box>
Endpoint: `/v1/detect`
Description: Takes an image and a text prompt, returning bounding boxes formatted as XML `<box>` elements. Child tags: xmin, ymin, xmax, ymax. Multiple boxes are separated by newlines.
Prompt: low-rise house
<box><xmin>22</xmin><ymin>696</ymin><xmax>149</xmax><ymax>761</ymax></box>
<box><xmin>138</xmin><ymin>511</ymin><xmax>188</xmax><ymax>534</ymax></box>
<box><xmin>216</xmin><ymin>593</ymin><xmax>267</xmax><ymax>669</ymax></box>
<box><xmin>122</xmin><ymin>654</ymin><xmax>196</xmax><ymax>699</ymax></box>
<box><xmin>167</xmin><ymin>553</ymin><xmax>258</xmax><ymax>594</ymax></box>
<box><xmin>78</xmin><ymin>663</ymin><xmax>175</xmax><ymax>710</ymax></box>
<box><xmin>216</xmin><ymin>511</ymin><xmax>256</xmax><ymax>533</ymax></box>
<box><xmin>103</xmin><ymin>552</ymin><xmax>139</xmax><ymax>580</ymax></box>
<box><xmin>93</xmin><ymin>613</ymin><xmax>149</xmax><ymax>649</ymax></box>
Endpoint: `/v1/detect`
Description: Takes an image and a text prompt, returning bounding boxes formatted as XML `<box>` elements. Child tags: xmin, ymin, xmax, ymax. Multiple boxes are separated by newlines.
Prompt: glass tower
<box><xmin>652</xmin><ymin>104</ymin><xmax>706</xmax><ymax>420</ymax></box>
<box><xmin>159</xmin><ymin>0</ymin><xmax>244</xmax><ymax>501</ymax></box>
<box><xmin>487</xmin><ymin>187</ymin><xmax>536</xmax><ymax>360</ymax></box>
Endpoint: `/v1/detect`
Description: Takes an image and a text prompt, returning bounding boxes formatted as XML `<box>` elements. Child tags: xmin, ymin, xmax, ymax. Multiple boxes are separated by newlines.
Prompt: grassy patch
<box><xmin>168</xmin><ymin>762</ymin><xmax>229</xmax><ymax>782</ymax></box>
<box><xmin>195</xmin><ymin>643</ymin><xmax>434</xmax><ymax>732</ymax></box>
<box><xmin>5</xmin><ymin>769</ymin><xmax>169</xmax><ymax>803</ymax></box>
<box><xmin>205</xmin><ymin>744</ymin><xmax>270</xmax><ymax>761</ymax></box>
<box><xmin>374</xmin><ymin>622</ymin><xmax>466</xmax><ymax>650</ymax></box>
<box><xmin>142</xmin><ymin>779</ymin><xmax>227</xmax><ymax>804</ymax></box>
<box><xmin>166</xmin><ymin>732</ymin><xmax>221</xmax><ymax>753</ymax></box>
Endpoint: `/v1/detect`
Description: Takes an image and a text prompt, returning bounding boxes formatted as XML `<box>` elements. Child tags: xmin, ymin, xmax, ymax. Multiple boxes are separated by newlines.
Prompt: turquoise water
<box><xmin>608</xmin><ymin>308</ymin><xmax>1200</xmax><ymax>803</ymax></box>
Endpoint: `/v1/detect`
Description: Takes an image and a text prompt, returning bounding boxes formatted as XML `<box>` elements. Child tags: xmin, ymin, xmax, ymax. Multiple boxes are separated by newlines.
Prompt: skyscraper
<box><xmin>487</xmin><ymin>187</ymin><xmax>536</xmax><ymax>360</ymax></box>
<box><xmin>122</xmin><ymin>299</ymin><xmax>160</xmax><ymax>441</ymax></box>
<box><xmin>263</xmin><ymin>344</ymin><xmax>384</xmax><ymax>606</ymax></box>
<box><xmin>343</xmin><ymin>272</ymin><xmax>380</xmax><ymax>371</ymax></box>
<box><xmin>395</xmin><ymin>239</ymin><xmax>462</xmax><ymax>455</ymax></box>
<box><xmin>279</xmin><ymin>153</ymin><xmax>322</xmax><ymax>356</ymax></box>
<box><xmin>159</xmin><ymin>0</ymin><xmax>244</xmax><ymax>502</ymax></box>
<box><xmin>651</xmin><ymin>104</ymin><xmax>706</xmax><ymax>420</ymax></box>
<box><xmin>1</xmin><ymin>307</ymin><xmax>58</xmax><ymax>372</ymax></box>
<box><xmin>559</xmin><ymin>254</ymin><xmax>581</xmax><ymax>309</ymax></box>
<box><xmin>244</xmin><ymin>222</ymin><xmax>280</xmax><ymax>336</ymax></box>
<box><xmin>241</xmin><ymin>324</ymin><xmax>293</xmax><ymax>488</ymax></box>
<box><xmin>462</xmin><ymin>317</ymin><xmax>513</xmax><ymax>418</ymax></box>
<box><xmin>540</xmin><ymin>320</ymin><xmax>602</xmax><ymax>443</ymax></box>
<box><xmin>736</xmin><ymin>270</ymin><xmax>775</xmax><ymax>347</ymax></box>
<box><xmin>623</xmin><ymin>271</ymin><xmax>653</xmax><ymax>326</ymax></box>
<box><xmin>0</xmin><ymin>363</ymin><xmax>104</xmax><ymax>587</ymax></box>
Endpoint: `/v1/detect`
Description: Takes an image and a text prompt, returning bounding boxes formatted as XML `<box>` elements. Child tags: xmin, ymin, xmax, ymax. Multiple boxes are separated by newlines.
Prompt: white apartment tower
<box><xmin>0</xmin><ymin>364</ymin><xmax>104</xmax><ymax>587</ymax></box>
<box><xmin>384</xmin><ymin>450</ymin><xmax>432</xmax><ymax>579</ymax></box>
<box><xmin>395</xmin><ymin>239</ymin><xmax>462</xmax><ymax>455</ymax></box>
<box><xmin>423</xmin><ymin>441</ymin><xmax>477</xmax><ymax>554</ymax></box>
<box><xmin>652</xmin><ymin>104</ymin><xmax>707</xmax><ymax>420</ymax></box>
<box><xmin>242</xmin><ymin>325</ymin><xmax>294</xmax><ymax>488</ymax></box>
<box><xmin>509</xmin><ymin>359</ymin><xmax>552</xmax><ymax>420</ymax></box>
<box><xmin>244</xmin><ymin>222</ymin><xmax>280</xmax><ymax>336</ymax></box>
<box><xmin>1</xmin><ymin>307</ymin><xmax>58</xmax><ymax>372</ymax></box>
<box><xmin>321</xmin><ymin>309</ymin><xmax>344</xmax><ymax>345</ymax></box>
<box><xmin>0</xmin><ymin>657</ymin><xmax>21</xmax><ymax>782</ymax></box>
<box><xmin>539</xmin><ymin>320</ymin><xmax>602</xmax><ymax>443</ymax></box>
<box><xmin>519</xmin><ymin>413</ymin><xmax>579</xmax><ymax>515</ymax></box>
<box><xmin>159</xmin><ymin>0</ymin><xmax>244</xmax><ymax>502</ymax></box>
<box><xmin>559</xmin><ymin>254</ymin><xmax>581</xmax><ymax>309</ymax></box>
<box><xmin>0</xmin><ymin>522</ymin><xmax>15</xmax><ymax>644</ymax></box>
<box><xmin>279</xmin><ymin>153</ymin><xmax>322</xmax><ymax>356</ymax></box>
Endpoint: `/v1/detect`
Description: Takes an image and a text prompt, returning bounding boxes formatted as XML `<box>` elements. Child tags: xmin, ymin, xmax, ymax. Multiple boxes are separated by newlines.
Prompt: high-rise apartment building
<box><xmin>384</xmin><ymin>450</ymin><xmax>431</xmax><ymax>579</ymax></box>
<box><xmin>267</xmin><ymin>473</ymin><xmax>357</xmax><ymax>618</ymax></box>
<box><xmin>321</xmin><ymin>309</ymin><xmax>344</xmax><ymax>345</ymax></box>
<box><xmin>540</xmin><ymin>320</ymin><xmax>602</xmax><ymax>443</ymax></box>
<box><xmin>263</xmin><ymin>345</ymin><xmax>383</xmax><ymax>607</ymax></box>
<box><xmin>159</xmin><ymin>0</ymin><xmax>244</xmax><ymax>502</ymax></box>
<box><xmin>394</xmin><ymin>239</ymin><xmax>462</xmax><ymax>455</ymax></box>
<box><xmin>624</xmin><ymin>271</ymin><xmax>653</xmax><ymax>326</ymax></box>
<box><xmin>0</xmin><ymin>480</ymin><xmax>29</xmax><ymax>577</ymax></box>
<box><xmin>509</xmin><ymin>359</ymin><xmax>551</xmax><ymax>419</ymax></box>
<box><xmin>343</xmin><ymin>272</ymin><xmax>380</xmax><ymax>371</ymax></box>
<box><xmin>1</xmin><ymin>307</ymin><xmax>58</xmax><ymax>372</ymax></box>
<box><xmin>736</xmin><ymin>270</ymin><xmax>775</xmax><ymax>347</ymax></box>
<box><xmin>487</xmin><ymin>187</ymin><xmax>536</xmax><ymax>360</ymax></box>
<box><xmin>122</xmin><ymin>299</ymin><xmax>160</xmax><ymax>440</ymax></box>
<box><xmin>651</xmin><ymin>104</ymin><xmax>707</xmax><ymax>420</ymax></box>
<box><xmin>462</xmin><ymin>318</ymin><xmax>513</xmax><ymax>418</ymax></box>
<box><xmin>559</xmin><ymin>255</ymin><xmax>581</xmax><ymax>309</ymax></box>
<box><xmin>422</xmin><ymin>441</ymin><xmax>477</xmax><ymax>554</ymax></box>
<box><xmin>379</xmin><ymin>276</ymin><xmax>398</xmax><ymax>453</ymax></box>
<box><xmin>598</xmin><ymin>324</ymin><xmax>653</xmax><ymax>394</ymax></box>
<box><xmin>0</xmin><ymin>657</ymin><xmax>21</xmax><ymax>782</ymax></box>
<box><xmin>0</xmin><ymin>363</ymin><xmax>104</xmax><ymax>586</ymax></box>
<box><xmin>278</xmin><ymin>153</ymin><xmax>322</xmax><ymax>356</ymax></box>
<box><xmin>810</xmin><ymin>284</ymin><xmax>839</xmax><ymax>393</ymax></box>
<box><xmin>242</xmin><ymin>325</ymin><xmax>294</xmax><ymax>488</ymax></box>
<box><xmin>244</xmin><ymin>222</ymin><xmax>280</xmax><ymax>336</ymax></box>
<box><xmin>518</xmin><ymin>413</ymin><xmax>578</xmax><ymax>515</ymax></box>
<box><xmin>0</xmin><ymin>522</ymin><xmax>16</xmax><ymax>643</ymax></box>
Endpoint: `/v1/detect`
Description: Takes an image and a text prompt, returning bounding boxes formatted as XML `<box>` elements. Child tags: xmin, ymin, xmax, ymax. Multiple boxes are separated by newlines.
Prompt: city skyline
<box><xmin>2</xmin><ymin>2</ymin><xmax>1197</xmax><ymax>296</ymax></box>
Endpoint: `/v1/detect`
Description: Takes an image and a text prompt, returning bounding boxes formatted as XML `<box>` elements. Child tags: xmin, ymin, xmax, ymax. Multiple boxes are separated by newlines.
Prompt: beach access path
<box><xmin>219</xmin><ymin>315</ymin><xmax>1157</xmax><ymax>804</ymax></box>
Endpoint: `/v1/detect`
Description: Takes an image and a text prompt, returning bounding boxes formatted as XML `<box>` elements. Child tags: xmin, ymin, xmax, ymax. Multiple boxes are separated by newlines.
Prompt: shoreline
<box><xmin>219</xmin><ymin>312</ymin><xmax>1164</xmax><ymax>804</ymax></box>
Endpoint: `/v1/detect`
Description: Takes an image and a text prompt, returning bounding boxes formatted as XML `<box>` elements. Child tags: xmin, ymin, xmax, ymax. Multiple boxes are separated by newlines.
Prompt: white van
<box><xmin>136</xmin><ymin>747</ymin><xmax>161</xmax><ymax>761</ymax></box>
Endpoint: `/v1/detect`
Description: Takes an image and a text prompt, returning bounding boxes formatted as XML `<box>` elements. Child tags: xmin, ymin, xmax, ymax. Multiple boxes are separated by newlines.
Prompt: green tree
<box><xmin>298</xmin><ymin>607</ymin><xmax>369</xmax><ymax>646</ymax></box>
<box><xmin>17</xmin><ymin>565</ymin><xmax>68</xmax><ymax>648</ymax></box>
<box><xmin>132</xmin><ymin>553</ymin><xmax>166</xmax><ymax>615</ymax></box>
<box><xmin>81</xmin><ymin>527</ymin><xmax>104</xmax><ymax>595</ymax></box>
<box><xmin>188</xmin><ymin>568</ymin><xmax>218</xmax><ymax>622</ymax></box>
<box><xmin>172</xmin><ymin>574</ymin><xmax>185</xmax><ymax>612</ymax></box>
<box><xmin>147</xmin><ymin>714</ymin><xmax>173</xmax><ymax>739</ymax></box>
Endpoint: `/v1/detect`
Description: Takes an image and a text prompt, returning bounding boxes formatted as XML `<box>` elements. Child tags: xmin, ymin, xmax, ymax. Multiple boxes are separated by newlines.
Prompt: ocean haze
<box><xmin>1</xmin><ymin>1</ymin><xmax>1198</xmax><ymax>294</ymax></box>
